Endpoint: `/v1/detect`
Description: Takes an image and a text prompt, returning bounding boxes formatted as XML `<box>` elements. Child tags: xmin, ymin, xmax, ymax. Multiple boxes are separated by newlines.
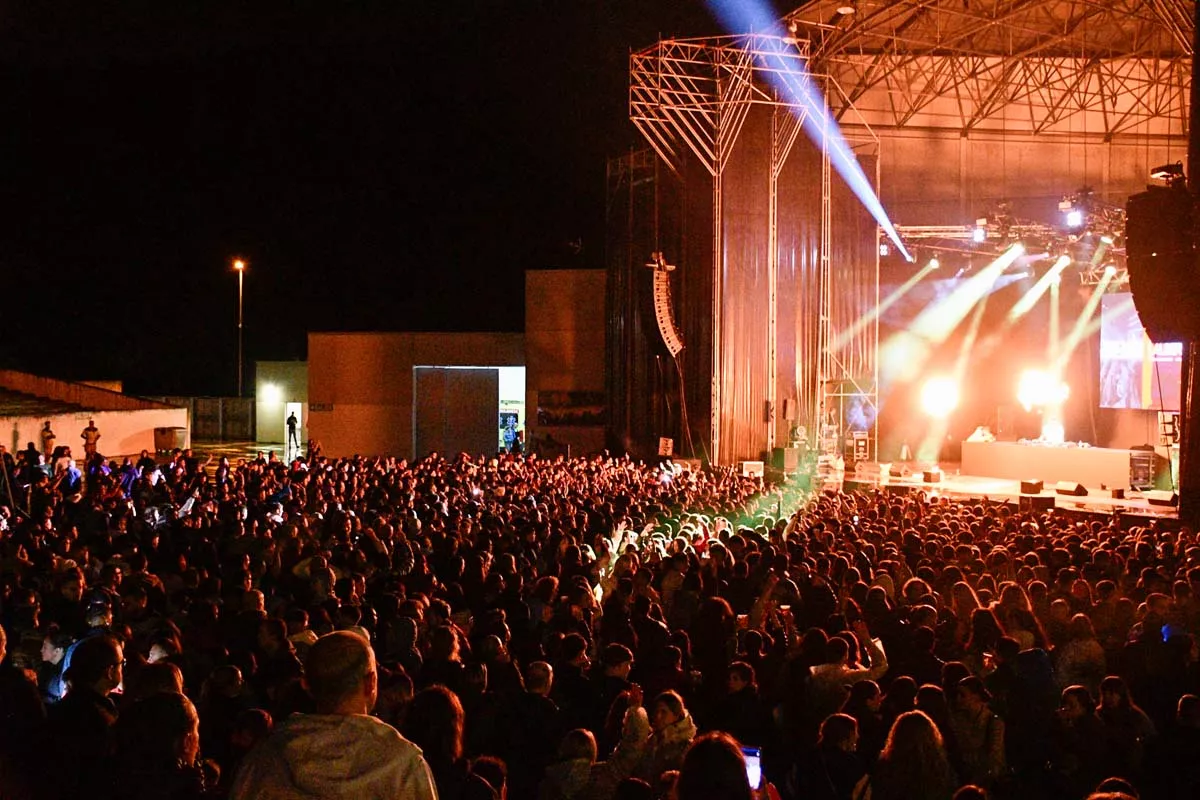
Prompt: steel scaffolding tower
<box><xmin>630</xmin><ymin>34</ymin><xmax>880</xmax><ymax>464</ymax></box>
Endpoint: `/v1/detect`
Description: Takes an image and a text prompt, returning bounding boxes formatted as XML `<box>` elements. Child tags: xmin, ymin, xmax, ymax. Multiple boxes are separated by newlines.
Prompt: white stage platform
<box><xmin>835</xmin><ymin>470</ymin><xmax>1177</xmax><ymax>519</ymax></box>
<box><xmin>960</xmin><ymin>441</ymin><xmax>1137</xmax><ymax>489</ymax></box>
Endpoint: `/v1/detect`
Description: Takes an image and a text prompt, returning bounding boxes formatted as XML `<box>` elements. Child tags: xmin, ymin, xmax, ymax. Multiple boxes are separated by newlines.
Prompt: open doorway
<box><xmin>285</xmin><ymin>402</ymin><xmax>303</xmax><ymax>457</ymax></box>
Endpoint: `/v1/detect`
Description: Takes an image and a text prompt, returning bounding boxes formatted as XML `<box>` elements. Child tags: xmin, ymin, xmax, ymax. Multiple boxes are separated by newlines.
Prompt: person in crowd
<box><xmin>39</xmin><ymin>625</ymin><xmax>73</xmax><ymax>703</ymax></box>
<box><xmin>1</xmin><ymin>445</ymin><xmax>1199</xmax><ymax>800</ymax></box>
<box><xmin>864</xmin><ymin>710</ymin><xmax>958</xmax><ymax>800</ymax></box>
<box><xmin>231</xmin><ymin>631</ymin><xmax>437</xmax><ymax>799</ymax></box>
<box><xmin>40</xmin><ymin>420</ymin><xmax>55</xmax><ymax>460</ymax></box>
<box><xmin>48</xmin><ymin>633</ymin><xmax>125</xmax><ymax>797</ymax></box>
<box><xmin>81</xmin><ymin>419</ymin><xmax>101</xmax><ymax>459</ymax></box>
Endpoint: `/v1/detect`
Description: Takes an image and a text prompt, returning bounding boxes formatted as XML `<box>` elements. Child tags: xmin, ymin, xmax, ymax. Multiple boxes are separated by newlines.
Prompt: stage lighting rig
<box><xmin>1150</xmin><ymin>161</ymin><xmax>1185</xmax><ymax>184</ymax></box>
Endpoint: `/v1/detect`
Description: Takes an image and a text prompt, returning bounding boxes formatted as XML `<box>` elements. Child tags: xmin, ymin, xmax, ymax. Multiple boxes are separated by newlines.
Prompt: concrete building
<box><xmin>307</xmin><ymin>269</ymin><xmax>604</xmax><ymax>460</ymax></box>
<box><xmin>255</xmin><ymin>361</ymin><xmax>309</xmax><ymax>446</ymax></box>
<box><xmin>0</xmin><ymin>369</ymin><xmax>188</xmax><ymax>457</ymax></box>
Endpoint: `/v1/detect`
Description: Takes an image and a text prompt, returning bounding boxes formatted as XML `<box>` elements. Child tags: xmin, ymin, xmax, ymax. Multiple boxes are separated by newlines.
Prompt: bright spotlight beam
<box><xmin>833</xmin><ymin>261</ymin><xmax>938</xmax><ymax>350</ymax></box>
<box><xmin>1053</xmin><ymin>271</ymin><xmax>1120</xmax><ymax>372</ymax></box>
<box><xmin>910</xmin><ymin>244</ymin><xmax>1024</xmax><ymax>344</ymax></box>
<box><xmin>1007</xmin><ymin>255</ymin><xmax>1070</xmax><ymax>324</ymax></box>
<box><xmin>706</xmin><ymin>1</ymin><xmax>913</xmax><ymax>261</ymax></box>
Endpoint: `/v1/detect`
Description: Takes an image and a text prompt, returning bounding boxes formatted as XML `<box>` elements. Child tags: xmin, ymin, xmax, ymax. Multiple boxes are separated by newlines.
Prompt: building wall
<box><xmin>255</xmin><ymin>361</ymin><xmax>309</xmax><ymax>444</ymax></box>
<box><xmin>525</xmin><ymin>269</ymin><xmax>607</xmax><ymax>456</ymax></box>
<box><xmin>2</xmin><ymin>407</ymin><xmax>189</xmax><ymax>459</ymax></box>
<box><xmin>308</xmin><ymin>332</ymin><xmax>524</xmax><ymax>458</ymax></box>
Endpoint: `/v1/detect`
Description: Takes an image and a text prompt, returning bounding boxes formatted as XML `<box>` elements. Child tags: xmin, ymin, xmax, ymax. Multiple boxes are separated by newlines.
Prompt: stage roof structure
<box><xmin>785</xmin><ymin>0</ymin><xmax>1193</xmax><ymax>138</ymax></box>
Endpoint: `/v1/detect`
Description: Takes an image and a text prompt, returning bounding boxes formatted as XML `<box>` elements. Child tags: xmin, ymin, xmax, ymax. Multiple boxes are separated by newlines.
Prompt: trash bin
<box><xmin>154</xmin><ymin>426</ymin><xmax>187</xmax><ymax>452</ymax></box>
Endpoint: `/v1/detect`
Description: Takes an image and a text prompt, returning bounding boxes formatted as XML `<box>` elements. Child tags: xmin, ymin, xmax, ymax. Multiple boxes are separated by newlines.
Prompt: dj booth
<box><xmin>960</xmin><ymin>441</ymin><xmax>1139</xmax><ymax>489</ymax></box>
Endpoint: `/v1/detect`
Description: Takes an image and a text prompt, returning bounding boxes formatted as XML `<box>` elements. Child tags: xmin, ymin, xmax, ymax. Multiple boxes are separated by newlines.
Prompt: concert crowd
<box><xmin>0</xmin><ymin>441</ymin><xmax>1198</xmax><ymax>800</ymax></box>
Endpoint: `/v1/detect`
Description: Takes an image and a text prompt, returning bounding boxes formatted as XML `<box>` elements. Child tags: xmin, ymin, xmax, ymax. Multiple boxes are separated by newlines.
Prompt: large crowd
<box><xmin>0</xmin><ymin>439</ymin><xmax>1198</xmax><ymax>800</ymax></box>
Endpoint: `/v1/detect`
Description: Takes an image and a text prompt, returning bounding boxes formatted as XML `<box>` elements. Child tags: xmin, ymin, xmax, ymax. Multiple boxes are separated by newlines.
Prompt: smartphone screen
<box><xmin>742</xmin><ymin>747</ymin><xmax>762</xmax><ymax>790</ymax></box>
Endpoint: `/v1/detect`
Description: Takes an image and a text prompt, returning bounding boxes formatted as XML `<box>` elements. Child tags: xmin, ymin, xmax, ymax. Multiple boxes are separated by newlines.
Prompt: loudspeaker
<box><xmin>772</xmin><ymin>446</ymin><xmax>802</xmax><ymax>472</ymax></box>
<box><xmin>740</xmin><ymin>460</ymin><xmax>764</xmax><ymax>479</ymax></box>
<box><xmin>1020</xmin><ymin>495</ymin><xmax>1055</xmax><ymax>512</ymax></box>
<box><xmin>1109</xmin><ymin>488</ymin><xmax>1126</xmax><ymax>499</ymax></box>
<box><xmin>1055</xmin><ymin>481</ymin><xmax>1088</xmax><ymax>497</ymax></box>
<box><xmin>1020</xmin><ymin>479</ymin><xmax>1044</xmax><ymax>494</ymax></box>
<box><xmin>1127</xmin><ymin>185</ymin><xmax>1200</xmax><ymax>341</ymax></box>
<box><xmin>843</xmin><ymin>478</ymin><xmax>873</xmax><ymax>493</ymax></box>
<box><xmin>1146</xmin><ymin>490</ymin><xmax>1179</xmax><ymax>507</ymax></box>
<box><xmin>922</xmin><ymin>469</ymin><xmax>942</xmax><ymax>483</ymax></box>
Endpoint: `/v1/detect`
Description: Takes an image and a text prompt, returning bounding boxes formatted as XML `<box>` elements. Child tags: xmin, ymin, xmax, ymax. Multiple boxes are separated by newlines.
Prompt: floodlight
<box><xmin>920</xmin><ymin>377</ymin><xmax>959</xmax><ymax>419</ymax></box>
<box><xmin>1065</xmin><ymin>209</ymin><xmax>1084</xmax><ymax>228</ymax></box>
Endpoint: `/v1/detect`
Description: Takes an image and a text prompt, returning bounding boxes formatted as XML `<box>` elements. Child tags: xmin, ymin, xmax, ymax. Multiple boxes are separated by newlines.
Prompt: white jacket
<box><xmin>231</xmin><ymin>713</ymin><xmax>438</xmax><ymax>800</ymax></box>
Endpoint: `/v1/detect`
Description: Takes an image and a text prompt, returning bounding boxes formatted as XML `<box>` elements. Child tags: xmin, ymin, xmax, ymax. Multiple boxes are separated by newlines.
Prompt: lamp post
<box><xmin>233</xmin><ymin>258</ymin><xmax>246</xmax><ymax>397</ymax></box>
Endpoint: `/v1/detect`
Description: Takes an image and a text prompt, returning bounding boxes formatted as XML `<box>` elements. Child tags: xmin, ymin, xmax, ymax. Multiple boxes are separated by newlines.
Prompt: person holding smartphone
<box><xmin>674</xmin><ymin>731</ymin><xmax>780</xmax><ymax>800</ymax></box>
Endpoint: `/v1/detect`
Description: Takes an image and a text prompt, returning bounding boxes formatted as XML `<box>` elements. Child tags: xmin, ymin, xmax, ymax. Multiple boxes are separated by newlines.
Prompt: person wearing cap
<box><xmin>231</xmin><ymin>630</ymin><xmax>437</xmax><ymax>800</ymax></box>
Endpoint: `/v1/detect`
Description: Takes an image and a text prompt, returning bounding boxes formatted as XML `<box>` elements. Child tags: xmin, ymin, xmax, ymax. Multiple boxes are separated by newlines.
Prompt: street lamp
<box><xmin>233</xmin><ymin>258</ymin><xmax>246</xmax><ymax>397</ymax></box>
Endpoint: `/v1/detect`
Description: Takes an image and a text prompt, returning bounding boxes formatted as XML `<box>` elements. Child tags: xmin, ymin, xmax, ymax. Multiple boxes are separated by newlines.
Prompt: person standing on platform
<box><xmin>40</xmin><ymin>421</ymin><xmax>55</xmax><ymax>460</ymax></box>
<box><xmin>81</xmin><ymin>419</ymin><xmax>101</xmax><ymax>458</ymax></box>
<box><xmin>286</xmin><ymin>412</ymin><xmax>300</xmax><ymax>451</ymax></box>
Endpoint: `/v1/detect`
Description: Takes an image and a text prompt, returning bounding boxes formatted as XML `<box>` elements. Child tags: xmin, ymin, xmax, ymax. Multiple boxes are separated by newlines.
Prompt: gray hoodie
<box><xmin>231</xmin><ymin>713</ymin><xmax>438</xmax><ymax>800</ymax></box>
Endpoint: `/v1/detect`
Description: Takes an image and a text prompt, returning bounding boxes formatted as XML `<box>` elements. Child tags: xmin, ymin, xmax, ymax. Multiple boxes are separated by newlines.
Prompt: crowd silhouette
<box><xmin>0</xmin><ymin>443</ymin><xmax>1197</xmax><ymax>799</ymax></box>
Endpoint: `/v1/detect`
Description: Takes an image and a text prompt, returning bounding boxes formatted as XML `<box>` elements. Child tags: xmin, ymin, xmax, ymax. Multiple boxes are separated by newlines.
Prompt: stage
<box><xmin>834</xmin><ymin>468</ymin><xmax>1177</xmax><ymax>520</ymax></box>
<box><xmin>960</xmin><ymin>440</ymin><xmax>1142</xmax><ymax>489</ymax></box>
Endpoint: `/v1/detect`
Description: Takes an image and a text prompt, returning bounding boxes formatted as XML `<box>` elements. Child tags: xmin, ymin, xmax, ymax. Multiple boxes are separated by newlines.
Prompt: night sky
<box><xmin>0</xmin><ymin>2</ymin><xmax>754</xmax><ymax>396</ymax></box>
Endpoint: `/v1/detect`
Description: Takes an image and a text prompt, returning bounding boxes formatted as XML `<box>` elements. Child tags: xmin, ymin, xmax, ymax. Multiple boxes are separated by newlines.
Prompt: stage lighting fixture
<box><xmin>928</xmin><ymin>257</ymin><xmax>940</xmax><ymax>270</ymax></box>
<box><xmin>1104</xmin><ymin>264</ymin><xmax>1117</xmax><ymax>276</ymax></box>
<box><xmin>920</xmin><ymin>377</ymin><xmax>959</xmax><ymax>419</ymax></box>
<box><xmin>1065</xmin><ymin>209</ymin><xmax>1084</xmax><ymax>228</ymax></box>
<box><xmin>879</xmin><ymin>242</ymin><xmax>890</xmax><ymax>257</ymax></box>
<box><xmin>972</xmin><ymin>226</ymin><xmax>987</xmax><ymax>243</ymax></box>
<box><xmin>1150</xmin><ymin>162</ymin><xmax>1184</xmax><ymax>181</ymax></box>
<box><xmin>836</xmin><ymin>3</ymin><xmax>857</xmax><ymax>14</ymax></box>
<box><xmin>1017</xmin><ymin>369</ymin><xmax>1069</xmax><ymax>411</ymax></box>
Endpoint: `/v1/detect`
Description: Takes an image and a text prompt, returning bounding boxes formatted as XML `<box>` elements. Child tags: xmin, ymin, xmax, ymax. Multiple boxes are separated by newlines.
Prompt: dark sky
<box><xmin>0</xmin><ymin>1</ymin><xmax>752</xmax><ymax>395</ymax></box>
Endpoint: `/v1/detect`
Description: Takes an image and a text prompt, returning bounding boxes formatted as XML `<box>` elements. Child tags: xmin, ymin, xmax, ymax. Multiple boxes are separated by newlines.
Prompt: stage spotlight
<box><xmin>928</xmin><ymin>257</ymin><xmax>940</xmax><ymax>270</ymax></box>
<box><xmin>879</xmin><ymin>242</ymin><xmax>890</xmax><ymax>257</ymax></box>
<box><xmin>1017</xmin><ymin>369</ymin><xmax>1069</xmax><ymax>411</ymax></box>
<box><xmin>1065</xmin><ymin>209</ymin><xmax>1084</xmax><ymax>228</ymax></box>
<box><xmin>920</xmin><ymin>377</ymin><xmax>959</xmax><ymax>419</ymax></box>
<box><xmin>972</xmin><ymin>226</ymin><xmax>987</xmax><ymax>244</ymax></box>
<box><xmin>1104</xmin><ymin>264</ymin><xmax>1117</xmax><ymax>276</ymax></box>
<box><xmin>1150</xmin><ymin>162</ymin><xmax>1184</xmax><ymax>182</ymax></box>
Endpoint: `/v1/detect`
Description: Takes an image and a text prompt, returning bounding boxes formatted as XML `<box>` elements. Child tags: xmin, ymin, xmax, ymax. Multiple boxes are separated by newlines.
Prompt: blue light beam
<box><xmin>706</xmin><ymin>0</ymin><xmax>913</xmax><ymax>261</ymax></box>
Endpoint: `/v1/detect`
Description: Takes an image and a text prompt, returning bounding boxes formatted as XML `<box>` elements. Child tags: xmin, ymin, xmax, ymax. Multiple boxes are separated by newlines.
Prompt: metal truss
<box><xmin>630</xmin><ymin>33</ymin><xmax>879</xmax><ymax>464</ymax></box>
<box><xmin>785</xmin><ymin>1</ymin><xmax>1192</xmax><ymax>137</ymax></box>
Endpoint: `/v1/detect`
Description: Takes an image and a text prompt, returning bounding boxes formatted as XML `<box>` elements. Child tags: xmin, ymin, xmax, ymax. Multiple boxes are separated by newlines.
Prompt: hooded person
<box><xmin>230</xmin><ymin>630</ymin><xmax>437</xmax><ymax>799</ymax></box>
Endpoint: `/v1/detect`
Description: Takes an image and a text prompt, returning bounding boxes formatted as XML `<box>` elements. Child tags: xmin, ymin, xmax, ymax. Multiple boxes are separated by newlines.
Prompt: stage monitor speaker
<box><xmin>843</xmin><ymin>478</ymin><xmax>873</xmax><ymax>493</ymax></box>
<box><xmin>740</xmin><ymin>460</ymin><xmax>765</xmax><ymax>479</ymax></box>
<box><xmin>1020</xmin><ymin>495</ymin><xmax>1056</xmax><ymax>512</ymax></box>
<box><xmin>1146</xmin><ymin>490</ymin><xmax>1179</xmax><ymax>507</ymax></box>
<box><xmin>772</xmin><ymin>446</ymin><xmax>802</xmax><ymax>472</ymax></box>
<box><xmin>922</xmin><ymin>469</ymin><xmax>942</xmax><ymax>483</ymax></box>
<box><xmin>1020</xmin><ymin>479</ymin><xmax>1044</xmax><ymax>494</ymax></box>
<box><xmin>1127</xmin><ymin>185</ymin><xmax>1200</xmax><ymax>341</ymax></box>
<box><xmin>1055</xmin><ymin>481</ymin><xmax>1088</xmax><ymax>497</ymax></box>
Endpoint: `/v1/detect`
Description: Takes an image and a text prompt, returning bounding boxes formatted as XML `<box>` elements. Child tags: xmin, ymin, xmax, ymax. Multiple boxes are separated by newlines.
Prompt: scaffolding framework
<box><xmin>785</xmin><ymin>1</ymin><xmax>1192</xmax><ymax>137</ymax></box>
<box><xmin>630</xmin><ymin>33</ymin><xmax>880</xmax><ymax>464</ymax></box>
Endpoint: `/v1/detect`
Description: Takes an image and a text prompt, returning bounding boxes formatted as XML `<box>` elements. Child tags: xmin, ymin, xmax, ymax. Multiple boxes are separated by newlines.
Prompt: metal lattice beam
<box><xmin>785</xmin><ymin>0</ymin><xmax>1192</xmax><ymax>137</ymax></box>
